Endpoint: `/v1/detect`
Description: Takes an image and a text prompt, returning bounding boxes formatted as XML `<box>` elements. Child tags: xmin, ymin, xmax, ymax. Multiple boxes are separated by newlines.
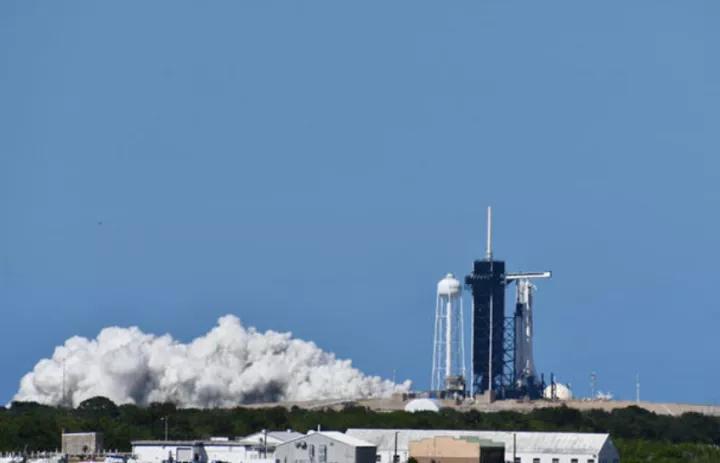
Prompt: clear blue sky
<box><xmin>1</xmin><ymin>1</ymin><xmax>718</xmax><ymax>405</ymax></box>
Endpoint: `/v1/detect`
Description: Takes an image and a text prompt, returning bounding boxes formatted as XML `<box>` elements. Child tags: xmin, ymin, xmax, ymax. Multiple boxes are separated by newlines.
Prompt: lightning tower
<box><xmin>465</xmin><ymin>207</ymin><xmax>505</xmax><ymax>398</ymax></box>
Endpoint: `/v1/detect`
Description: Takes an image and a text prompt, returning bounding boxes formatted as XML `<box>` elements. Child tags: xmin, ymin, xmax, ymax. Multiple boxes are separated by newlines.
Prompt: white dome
<box><xmin>404</xmin><ymin>398</ymin><xmax>440</xmax><ymax>413</ymax></box>
<box><xmin>437</xmin><ymin>273</ymin><xmax>461</xmax><ymax>296</ymax></box>
<box><xmin>543</xmin><ymin>383</ymin><xmax>573</xmax><ymax>401</ymax></box>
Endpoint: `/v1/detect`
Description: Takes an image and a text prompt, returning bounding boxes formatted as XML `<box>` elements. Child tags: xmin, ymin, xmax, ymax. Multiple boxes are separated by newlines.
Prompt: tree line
<box><xmin>1</xmin><ymin>397</ymin><xmax>719</xmax><ymax>463</ymax></box>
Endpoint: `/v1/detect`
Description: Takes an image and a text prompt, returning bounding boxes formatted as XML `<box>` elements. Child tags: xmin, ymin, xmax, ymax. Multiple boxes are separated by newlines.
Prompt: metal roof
<box><xmin>318</xmin><ymin>432</ymin><xmax>375</xmax><ymax>448</ymax></box>
<box><xmin>277</xmin><ymin>431</ymin><xmax>375</xmax><ymax>449</ymax></box>
<box><xmin>203</xmin><ymin>440</ymin><xmax>256</xmax><ymax>447</ymax></box>
<box><xmin>346</xmin><ymin>429</ymin><xmax>611</xmax><ymax>456</ymax></box>
<box><xmin>132</xmin><ymin>441</ymin><xmax>204</xmax><ymax>446</ymax></box>
<box><xmin>242</xmin><ymin>431</ymin><xmax>305</xmax><ymax>444</ymax></box>
<box><xmin>267</xmin><ymin>432</ymin><xmax>305</xmax><ymax>442</ymax></box>
<box><xmin>454</xmin><ymin>437</ymin><xmax>504</xmax><ymax>449</ymax></box>
<box><xmin>133</xmin><ymin>439</ymin><xmax>258</xmax><ymax>448</ymax></box>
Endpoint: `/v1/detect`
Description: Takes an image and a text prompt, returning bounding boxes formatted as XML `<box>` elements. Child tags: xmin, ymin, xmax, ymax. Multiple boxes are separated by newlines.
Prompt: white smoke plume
<box><xmin>13</xmin><ymin>315</ymin><xmax>410</xmax><ymax>408</ymax></box>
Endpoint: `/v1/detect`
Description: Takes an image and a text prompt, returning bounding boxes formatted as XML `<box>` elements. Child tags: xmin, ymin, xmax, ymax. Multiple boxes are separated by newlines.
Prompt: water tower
<box><xmin>431</xmin><ymin>273</ymin><xmax>466</xmax><ymax>396</ymax></box>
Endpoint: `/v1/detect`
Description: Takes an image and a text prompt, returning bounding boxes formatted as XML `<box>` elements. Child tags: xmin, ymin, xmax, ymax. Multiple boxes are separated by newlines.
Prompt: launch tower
<box><xmin>465</xmin><ymin>207</ymin><xmax>551</xmax><ymax>399</ymax></box>
<box><xmin>465</xmin><ymin>207</ymin><xmax>506</xmax><ymax>398</ymax></box>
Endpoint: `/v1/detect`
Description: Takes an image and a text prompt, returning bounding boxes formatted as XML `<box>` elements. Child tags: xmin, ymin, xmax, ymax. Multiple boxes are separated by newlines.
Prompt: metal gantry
<box><xmin>465</xmin><ymin>207</ymin><xmax>552</xmax><ymax>400</ymax></box>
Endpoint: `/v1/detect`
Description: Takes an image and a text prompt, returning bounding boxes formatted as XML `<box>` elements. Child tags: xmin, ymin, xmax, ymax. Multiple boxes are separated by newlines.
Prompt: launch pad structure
<box><xmin>430</xmin><ymin>207</ymin><xmax>552</xmax><ymax>401</ymax></box>
<box><xmin>465</xmin><ymin>207</ymin><xmax>551</xmax><ymax>400</ymax></box>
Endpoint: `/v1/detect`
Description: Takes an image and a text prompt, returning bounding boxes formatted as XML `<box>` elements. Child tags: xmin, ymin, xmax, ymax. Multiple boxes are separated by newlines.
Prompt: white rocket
<box><xmin>505</xmin><ymin>271</ymin><xmax>551</xmax><ymax>389</ymax></box>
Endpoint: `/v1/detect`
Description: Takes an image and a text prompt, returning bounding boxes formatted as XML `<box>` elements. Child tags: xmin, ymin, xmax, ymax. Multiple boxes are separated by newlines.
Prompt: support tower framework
<box><xmin>465</xmin><ymin>207</ymin><xmax>551</xmax><ymax>399</ymax></box>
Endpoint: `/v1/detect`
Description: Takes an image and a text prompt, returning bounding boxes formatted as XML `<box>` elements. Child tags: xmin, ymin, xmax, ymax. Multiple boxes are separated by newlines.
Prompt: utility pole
<box><xmin>393</xmin><ymin>431</ymin><xmax>399</xmax><ymax>463</ymax></box>
<box><xmin>62</xmin><ymin>360</ymin><xmax>66</xmax><ymax>408</ymax></box>
<box><xmin>636</xmin><ymin>374</ymin><xmax>640</xmax><ymax>403</ymax></box>
<box><xmin>485</xmin><ymin>206</ymin><xmax>492</xmax><ymax>261</ymax></box>
<box><xmin>161</xmin><ymin>417</ymin><xmax>169</xmax><ymax>441</ymax></box>
<box><xmin>263</xmin><ymin>429</ymin><xmax>267</xmax><ymax>458</ymax></box>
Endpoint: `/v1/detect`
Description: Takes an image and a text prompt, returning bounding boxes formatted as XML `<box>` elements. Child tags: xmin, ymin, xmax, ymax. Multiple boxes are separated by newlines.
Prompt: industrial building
<box><xmin>409</xmin><ymin>436</ymin><xmax>504</xmax><ymax>463</ymax></box>
<box><xmin>132</xmin><ymin>440</ymin><xmax>208</xmax><ymax>463</ymax></box>
<box><xmin>61</xmin><ymin>432</ymin><xmax>103</xmax><ymax>456</ymax></box>
<box><xmin>345</xmin><ymin>429</ymin><xmax>620</xmax><ymax>463</ymax></box>
<box><xmin>131</xmin><ymin>431</ymin><xmax>302</xmax><ymax>463</ymax></box>
<box><xmin>132</xmin><ymin>438</ymin><xmax>283</xmax><ymax>463</ymax></box>
<box><xmin>273</xmin><ymin>431</ymin><xmax>376</xmax><ymax>463</ymax></box>
<box><xmin>242</xmin><ymin>431</ymin><xmax>305</xmax><ymax>454</ymax></box>
<box><xmin>126</xmin><ymin>429</ymin><xmax>618</xmax><ymax>463</ymax></box>
<box><xmin>204</xmin><ymin>437</ymin><xmax>277</xmax><ymax>463</ymax></box>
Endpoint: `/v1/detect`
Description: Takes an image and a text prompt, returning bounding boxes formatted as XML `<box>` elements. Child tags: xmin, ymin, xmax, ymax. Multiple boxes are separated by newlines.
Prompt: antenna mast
<box><xmin>62</xmin><ymin>360</ymin><xmax>66</xmax><ymax>407</ymax></box>
<box><xmin>485</xmin><ymin>206</ymin><xmax>493</xmax><ymax>261</ymax></box>
<box><xmin>486</xmin><ymin>206</ymin><xmax>493</xmax><ymax>402</ymax></box>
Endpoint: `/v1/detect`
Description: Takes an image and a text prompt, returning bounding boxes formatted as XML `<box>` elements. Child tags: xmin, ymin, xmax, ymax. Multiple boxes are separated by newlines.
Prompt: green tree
<box><xmin>78</xmin><ymin>397</ymin><xmax>120</xmax><ymax>417</ymax></box>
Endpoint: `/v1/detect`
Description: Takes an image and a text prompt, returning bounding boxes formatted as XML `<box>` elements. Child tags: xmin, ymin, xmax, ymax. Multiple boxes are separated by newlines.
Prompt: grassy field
<box><xmin>615</xmin><ymin>439</ymin><xmax>720</xmax><ymax>463</ymax></box>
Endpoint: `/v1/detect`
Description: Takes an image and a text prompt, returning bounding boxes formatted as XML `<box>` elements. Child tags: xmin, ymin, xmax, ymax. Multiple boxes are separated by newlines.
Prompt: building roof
<box><xmin>454</xmin><ymin>437</ymin><xmax>504</xmax><ymax>449</ymax></box>
<box><xmin>242</xmin><ymin>431</ymin><xmax>305</xmax><ymax>445</ymax></box>
<box><xmin>277</xmin><ymin>431</ymin><xmax>375</xmax><ymax>449</ymax></box>
<box><xmin>133</xmin><ymin>432</ymin><xmax>306</xmax><ymax>449</ymax></box>
<box><xmin>203</xmin><ymin>440</ymin><xmax>256</xmax><ymax>447</ymax></box>
<box><xmin>346</xmin><ymin>429</ymin><xmax>611</xmax><ymax>456</ymax></box>
<box><xmin>318</xmin><ymin>431</ymin><xmax>375</xmax><ymax>448</ymax></box>
<box><xmin>132</xmin><ymin>441</ymin><xmax>204</xmax><ymax>447</ymax></box>
<box><xmin>267</xmin><ymin>431</ymin><xmax>306</xmax><ymax>443</ymax></box>
<box><xmin>133</xmin><ymin>439</ymin><xmax>272</xmax><ymax>448</ymax></box>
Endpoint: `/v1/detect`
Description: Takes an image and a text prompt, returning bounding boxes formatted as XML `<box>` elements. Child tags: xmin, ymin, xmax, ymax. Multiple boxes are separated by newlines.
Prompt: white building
<box><xmin>345</xmin><ymin>429</ymin><xmax>620</xmax><ymax>463</ymax></box>
<box><xmin>241</xmin><ymin>431</ymin><xmax>305</xmax><ymax>455</ymax></box>
<box><xmin>274</xmin><ymin>432</ymin><xmax>376</xmax><ymax>463</ymax></box>
<box><xmin>132</xmin><ymin>431</ymin><xmax>301</xmax><ymax>463</ymax></box>
<box><xmin>62</xmin><ymin>432</ymin><xmax>104</xmax><ymax>456</ymax></box>
<box><xmin>204</xmin><ymin>439</ymin><xmax>270</xmax><ymax>463</ymax></box>
<box><xmin>132</xmin><ymin>441</ymin><xmax>207</xmax><ymax>463</ymax></box>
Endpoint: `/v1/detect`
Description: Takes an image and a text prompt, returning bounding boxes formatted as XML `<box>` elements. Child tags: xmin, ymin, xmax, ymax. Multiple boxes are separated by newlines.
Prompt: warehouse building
<box><xmin>204</xmin><ymin>438</ymin><xmax>268</xmax><ymax>463</ymax></box>
<box><xmin>410</xmin><ymin>436</ymin><xmax>504</xmax><ymax>463</ymax></box>
<box><xmin>132</xmin><ymin>431</ymin><xmax>301</xmax><ymax>463</ymax></box>
<box><xmin>62</xmin><ymin>432</ymin><xmax>104</xmax><ymax>456</ymax></box>
<box><xmin>241</xmin><ymin>431</ymin><xmax>305</xmax><ymax>456</ymax></box>
<box><xmin>132</xmin><ymin>440</ymin><xmax>207</xmax><ymax>463</ymax></box>
<box><xmin>274</xmin><ymin>431</ymin><xmax>376</xmax><ymax>463</ymax></box>
<box><xmin>346</xmin><ymin>429</ymin><xmax>620</xmax><ymax>463</ymax></box>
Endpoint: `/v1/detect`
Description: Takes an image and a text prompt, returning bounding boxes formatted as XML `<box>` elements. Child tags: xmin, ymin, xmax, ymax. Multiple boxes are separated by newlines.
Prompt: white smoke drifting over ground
<box><xmin>14</xmin><ymin>315</ymin><xmax>410</xmax><ymax>408</ymax></box>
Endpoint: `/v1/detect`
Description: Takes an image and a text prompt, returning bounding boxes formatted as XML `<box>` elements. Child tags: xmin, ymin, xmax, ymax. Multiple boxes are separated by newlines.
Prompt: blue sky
<box><xmin>1</xmin><ymin>1</ymin><xmax>718</xmax><ymax>405</ymax></box>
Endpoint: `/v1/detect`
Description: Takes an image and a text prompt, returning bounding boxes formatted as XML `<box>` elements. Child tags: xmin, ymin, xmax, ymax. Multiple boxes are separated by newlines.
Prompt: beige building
<box><xmin>61</xmin><ymin>432</ymin><xmax>104</xmax><ymax>456</ymax></box>
<box><xmin>409</xmin><ymin>436</ymin><xmax>504</xmax><ymax>463</ymax></box>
